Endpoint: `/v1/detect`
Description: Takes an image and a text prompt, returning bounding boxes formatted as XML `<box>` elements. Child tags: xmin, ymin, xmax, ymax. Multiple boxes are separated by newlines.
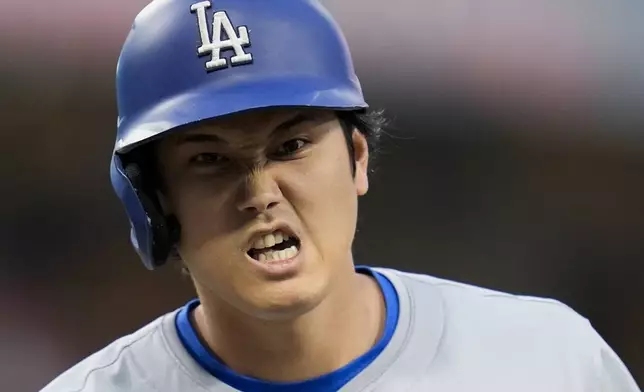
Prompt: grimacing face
<box><xmin>155</xmin><ymin>108</ymin><xmax>370</xmax><ymax>320</ymax></box>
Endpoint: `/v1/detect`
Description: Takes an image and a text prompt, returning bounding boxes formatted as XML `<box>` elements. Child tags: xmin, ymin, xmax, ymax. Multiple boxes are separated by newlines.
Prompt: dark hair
<box><xmin>337</xmin><ymin>108</ymin><xmax>387</xmax><ymax>175</ymax></box>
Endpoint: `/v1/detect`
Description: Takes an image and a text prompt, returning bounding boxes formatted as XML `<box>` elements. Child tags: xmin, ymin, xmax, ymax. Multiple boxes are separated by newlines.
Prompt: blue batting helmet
<box><xmin>110</xmin><ymin>0</ymin><xmax>368</xmax><ymax>270</ymax></box>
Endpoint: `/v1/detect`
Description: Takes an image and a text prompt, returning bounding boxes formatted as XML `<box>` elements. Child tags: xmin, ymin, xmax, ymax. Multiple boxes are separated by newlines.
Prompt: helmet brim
<box><xmin>115</xmin><ymin>74</ymin><xmax>368</xmax><ymax>154</ymax></box>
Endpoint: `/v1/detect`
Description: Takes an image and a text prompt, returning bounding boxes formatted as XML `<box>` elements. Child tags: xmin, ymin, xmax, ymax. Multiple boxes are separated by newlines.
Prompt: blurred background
<box><xmin>1</xmin><ymin>0</ymin><xmax>642</xmax><ymax>390</ymax></box>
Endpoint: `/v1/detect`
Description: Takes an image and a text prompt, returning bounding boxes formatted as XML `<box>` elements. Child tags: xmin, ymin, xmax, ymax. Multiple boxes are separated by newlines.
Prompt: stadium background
<box><xmin>0</xmin><ymin>0</ymin><xmax>642</xmax><ymax>390</ymax></box>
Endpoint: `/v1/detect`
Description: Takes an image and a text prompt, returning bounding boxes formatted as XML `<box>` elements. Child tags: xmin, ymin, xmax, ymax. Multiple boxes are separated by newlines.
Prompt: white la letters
<box><xmin>190</xmin><ymin>1</ymin><xmax>253</xmax><ymax>71</ymax></box>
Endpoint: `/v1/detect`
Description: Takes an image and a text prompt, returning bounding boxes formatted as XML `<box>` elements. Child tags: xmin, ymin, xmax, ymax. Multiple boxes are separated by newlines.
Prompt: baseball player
<box><xmin>42</xmin><ymin>0</ymin><xmax>640</xmax><ymax>391</ymax></box>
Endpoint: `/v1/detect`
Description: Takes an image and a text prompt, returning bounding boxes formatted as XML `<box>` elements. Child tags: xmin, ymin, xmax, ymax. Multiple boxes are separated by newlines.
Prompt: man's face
<box><xmin>156</xmin><ymin>108</ymin><xmax>369</xmax><ymax>319</ymax></box>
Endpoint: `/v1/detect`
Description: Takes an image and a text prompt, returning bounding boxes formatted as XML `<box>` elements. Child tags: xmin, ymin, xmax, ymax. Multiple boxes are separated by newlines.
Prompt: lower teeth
<box><xmin>257</xmin><ymin>245</ymin><xmax>298</xmax><ymax>262</ymax></box>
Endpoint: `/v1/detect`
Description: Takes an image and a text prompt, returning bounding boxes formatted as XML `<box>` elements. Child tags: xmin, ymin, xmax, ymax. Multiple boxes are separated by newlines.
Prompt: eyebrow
<box><xmin>175</xmin><ymin>112</ymin><xmax>313</xmax><ymax>146</ymax></box>
<box><xmin>176</xmin><ymin>133</ymin><xmax>225</xmax><ymax>145</ymax></box>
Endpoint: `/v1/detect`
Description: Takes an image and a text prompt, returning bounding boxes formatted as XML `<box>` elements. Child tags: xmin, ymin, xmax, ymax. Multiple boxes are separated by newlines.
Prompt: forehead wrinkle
<box><xmin>172</xmin><ymin>109</ymin><xmax>317</xmax><ymax>153</ymax></box>
<box><xmin>203</xmin><ymin>109</ymin><xmax>306</xmax><ymax>137</ymax></box>
<box><xmin>180</xmin><ymin>123</ymin><xmax>266</xmax><ymax>149</ymax></box>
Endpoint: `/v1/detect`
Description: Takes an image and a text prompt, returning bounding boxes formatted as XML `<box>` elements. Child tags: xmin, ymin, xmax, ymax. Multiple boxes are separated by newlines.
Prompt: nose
<box><xmin>236</xmin><ymin>169</ymin><xmax>282</xmax><ymax>214</ymax></box>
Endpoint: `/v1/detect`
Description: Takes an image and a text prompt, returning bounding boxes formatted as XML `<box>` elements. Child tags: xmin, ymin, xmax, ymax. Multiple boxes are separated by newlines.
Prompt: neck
<box><xmin>192</xmin><ymin>269</ymin><xmax>385</xmax><ymax>382</ymax></box>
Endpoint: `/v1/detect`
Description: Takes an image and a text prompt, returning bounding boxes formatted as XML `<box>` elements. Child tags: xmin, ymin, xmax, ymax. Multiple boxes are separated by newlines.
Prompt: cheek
<box><xmin>170</xmin><ymin>176</ymin><xmax>237</xmax><ymax>255</ymax></box>
<box><xmin>285</xmin><ymin>144</ymin><xmax>358</xmax><ymax>254</ymax></box>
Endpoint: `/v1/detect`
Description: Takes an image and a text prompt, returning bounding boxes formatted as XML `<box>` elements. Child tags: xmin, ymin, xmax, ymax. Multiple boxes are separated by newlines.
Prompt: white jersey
<box><xmin>41</xmin><ymin>268</ymin><xmax>641</xmax><ymax>392</ymax></box>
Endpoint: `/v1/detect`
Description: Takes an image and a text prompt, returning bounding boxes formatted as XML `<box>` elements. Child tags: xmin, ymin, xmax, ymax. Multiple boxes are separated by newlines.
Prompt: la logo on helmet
<box><xmin>190</xmin><ymin>1</ymin><xmax>253</xmax><ymax>71</ymax></box>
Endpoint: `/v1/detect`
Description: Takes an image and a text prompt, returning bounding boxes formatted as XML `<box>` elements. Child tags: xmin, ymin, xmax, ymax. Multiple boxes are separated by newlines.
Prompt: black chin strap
<box><xmin>124</xmin><ymin>163</ymin><xmax>180</xmax><ymax>267</ymax></box>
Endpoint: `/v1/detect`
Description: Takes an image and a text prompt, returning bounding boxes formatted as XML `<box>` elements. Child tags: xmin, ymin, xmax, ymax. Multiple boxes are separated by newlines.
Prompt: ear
<box><xmin>352</xmin><ymin>130</ymin><xmax>369</xmax><ymax>196</ymax></box>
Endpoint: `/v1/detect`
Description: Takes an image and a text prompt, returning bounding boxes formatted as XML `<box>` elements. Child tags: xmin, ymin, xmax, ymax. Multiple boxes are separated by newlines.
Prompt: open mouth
<box><xmin>247</xmin><ymin>230</ymin><xmax>301</xmax><ymax>262</ymax></box>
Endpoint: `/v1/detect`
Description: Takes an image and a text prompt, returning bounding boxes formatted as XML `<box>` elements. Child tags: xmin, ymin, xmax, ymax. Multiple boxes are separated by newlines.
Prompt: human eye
<box><xmin>274</xmin><ymin>138</ymin><xmax>309</xmax><ymax>157</ymax></box>
<box><xmin>188</xmin><ymin>152</ymin><xmax>229</xmax><ymax>168</ymax></box>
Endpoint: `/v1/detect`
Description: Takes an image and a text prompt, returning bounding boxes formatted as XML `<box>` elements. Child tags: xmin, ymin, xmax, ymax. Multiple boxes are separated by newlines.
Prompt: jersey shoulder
<box><xmin>39</xmin><ymin>312</ymin><xmax>173</xmax><ymax>392</ymax></box>
<box><xmin>387</xmin><ymin>267</ymin><xmax>580</xmax><ymax>319</ymax></box>
<box><xmin>390</xmin><ymin>267</ymin><xmax>596</xmax><ymax>345</ymax></box>
<box><xmin>378</xmin><ymin>267</ymin><xmax>641</xmax><ymax>391</ymax></box>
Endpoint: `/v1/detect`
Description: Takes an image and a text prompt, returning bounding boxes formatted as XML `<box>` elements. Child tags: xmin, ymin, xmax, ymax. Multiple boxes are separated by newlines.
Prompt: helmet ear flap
<box><xmin>124</xmin><ymin>163</ymin><xmax>180</xmax><ymax>267</ymax></box>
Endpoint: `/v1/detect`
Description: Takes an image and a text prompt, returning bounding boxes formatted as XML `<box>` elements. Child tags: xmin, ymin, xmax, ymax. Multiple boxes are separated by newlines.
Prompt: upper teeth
<box><xmin>253</xmin><ymin>230</ymin><xmax>290</xmax><ymax>250</ymax></box>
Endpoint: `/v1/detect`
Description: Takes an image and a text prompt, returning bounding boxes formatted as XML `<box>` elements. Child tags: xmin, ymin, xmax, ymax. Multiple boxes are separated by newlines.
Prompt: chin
<box><xmin>240</xmin><ymin>276</ymin><xmax>329</xmax><ymax>321</ymax></box>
